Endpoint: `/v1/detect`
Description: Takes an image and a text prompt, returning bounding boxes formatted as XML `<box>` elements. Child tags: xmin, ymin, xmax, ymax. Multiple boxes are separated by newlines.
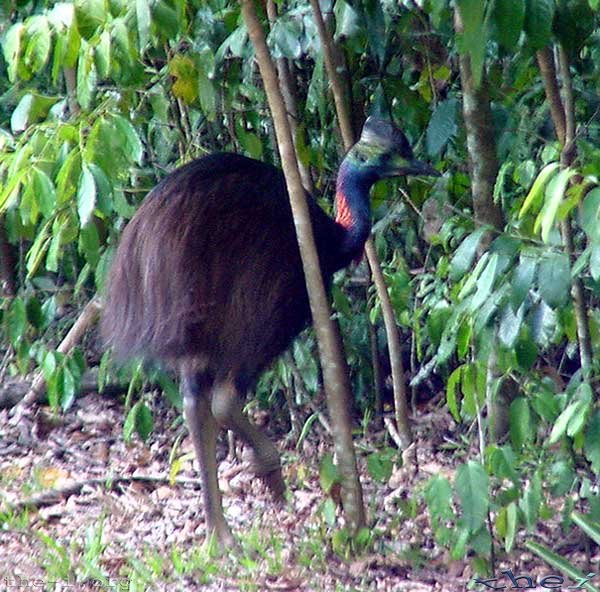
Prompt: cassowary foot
<box><xmin>259</xmin><ymin>467</ymin><xmax>286</xmax><ymax>502</ymax></box>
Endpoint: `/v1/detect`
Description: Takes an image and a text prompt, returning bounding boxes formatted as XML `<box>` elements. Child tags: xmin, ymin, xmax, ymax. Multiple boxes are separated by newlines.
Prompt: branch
<box><xmin>266</xmin><ymin>0</ymin><xmax>314</xmax><ymax>193</ymax></box>
<box><xmin>454</xmin><ymin>9</ymin><xmax>504</xmax><ymax>234</ymax></box>
<box><xmin>2</xmin><ymin>474</ymin><xmax>202</xmax><ymax>513</ymax></box>
<box><xmin>536</xmin><ymin>47</ymin><xmax>566</xmax><ymax>145</ymax></box>
<box><xmin>308</xmin><ymin>0</ymin><xmax>354</xmax><ymax>148</ymax></box>
<box><xmin>10</xmin><ymin>298</ymin><xmax>102</xmax><ymax>422</ymax></box>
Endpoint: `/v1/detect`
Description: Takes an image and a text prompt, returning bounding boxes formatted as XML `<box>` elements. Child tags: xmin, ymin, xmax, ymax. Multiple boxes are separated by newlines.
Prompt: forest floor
<box><xmin>0</xmin><ymin>389</ymin><xmax>594</xmax><ymax>591</ymax></box>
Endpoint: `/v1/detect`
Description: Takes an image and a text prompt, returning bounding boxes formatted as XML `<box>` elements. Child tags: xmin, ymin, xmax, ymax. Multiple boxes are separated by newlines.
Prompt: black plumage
<box><xmin>101</xmin><ymin>117</ymin><xmax>438</xmax><ymax>547</ymax></box>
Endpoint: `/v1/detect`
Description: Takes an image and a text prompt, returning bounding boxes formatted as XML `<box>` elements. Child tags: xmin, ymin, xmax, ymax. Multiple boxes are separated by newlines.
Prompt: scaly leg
<box><xmin>211</xmin><ymin>380</ymin><xmax>285</xmax><ymax>500</ymax></box>
<box><xmin>181</xmin><ymin>371</ymin><xmax>235</xmax><ymax>549</ymax></box>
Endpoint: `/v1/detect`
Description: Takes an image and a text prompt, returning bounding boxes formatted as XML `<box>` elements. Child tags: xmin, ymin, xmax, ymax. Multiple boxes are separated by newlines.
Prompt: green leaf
<box><xmin>571</xmin><ymin>512</ymin><xmax>600</xmax><ymax>548</ymax></box>
<box><xmin>524</xmin><ymin>0</ymin><xmax>556</xmax><ymax>49</ymax></box>
<box><xmin>42</xmin><ymin>351</ymin><xmax>57</xmax><ymax>381</ymax></box>
<box><xmin>334</xmin><ymin>0</ymin><xmax>360</xmax><ymax>39</ymax></box>
<box><xmin>426</xmin><ymin>98</ymin><xmax>458</xmax><ymax>156</ymax></box>
<box><xmin>492</xmin><ymin>0</ymin><xmax>526</xmax><ymax>49</ymax></box>
<box><xmin>553</xmin><ymin>0</ymin><xmax>595</xmax><ymax>55</ymax></box>
<box><xmin>509</xmin><ymin>397</ymin><xmax>532</xmax><ymax>450</ymax></box>
<box><xmin>505</xmin><ymin>502</ymin><xmax>517</xmax><ymax>552</ymax></box>
<box><xmin>498</xmin><ymin>303</ymin><xmax>524</xmax><ymax>348</ymax></box>
<box><xmin>447</xmin><ymin>367</ymin><xmax>462</xmax><ymax>422</ymax></box>
<box><xmin>319</xmin><ymin>454</ymin><xmax>341</xmax><ymax>494</ymax></box>
<box><xmin>550</xmin><ymin>400</ymin><xmax>582</xmax><ymax>444</ymax></box>
<box><xmin>468</xmin><ymin>253</ymin><xmax>499</xmax><ymax>312</ymax></box>
<box><xmin>123</xmin><ymin>403</ymin><xmax>136</xmax><ymax>442</ymax></box>
<box><xmin>511</xmin><ymin>256</ymin><xmax>537</xmax><ymax>311</ymax></box>
<box><xmin>135</xmin><ymin>402</ymin><xmax>153</xmax><ymax>441</ymax></box>
<box><xmin>427</xmin><ymin>303</ymin><xmax>451</xmax><ymax>348</ymax></box>
<box><xmin>75</xmin><ymin>0</ymin><xmax>107</xmax><ymax>40</ymax></box>
<box><xmin>112</xmin><ymin>115</ymin><xmax>144</xmax><ymax>165</ymax></box>
<box><xmin>77</xmin><ymin>165</ymin><xmax>97</xmax><ymax>227</ymax></box>
<box><xmin>87</xmin><ymin>163</ymin><xmax>113</xmax><ymax>216</ymax></box>
<box><xmin>425</xmin><ymin>475</ymin><xmax>455</xmax><ymax>528</ymax></box>
<box><xmin>366</xmin><ymin>450</ymin><xmax>394</xmax><ymax>483</ymax></box>
<box><xmin>535</xmin><ymin>167</ymin><xmax>575</xmax><ymax>242</ymax></box>
<box><xmin>198</xmin><ymin>73</ymin><xmax>216</xmax><ymax>121</ymax></box>
<box><xmin>7</xmin><ymin>297</ymin><xmax>27</xmax><ymax>346</ymax></box>
<box><xmin>449</xmin><ymin>227</ymin><xmax>487</xmax><ymax>281</ymax></box>
<box><xmin>584</xmin><ymin>410</ymin><xmax>600</xmax><ymax>473</ymax></box>
<box><xmin>519</xmin><ymin>162</ymin><xmax>560</xmax><ymax>218</ymax></box>
<box><xmin>11</xmin><ymin>93</ymin><xmax>59</xmax><ymax>133</ymax></box>
<box><xmin>24</xmin><ymin>16</ymin><xmax>52</xmax><ymax>74</ymax></box>
<box><xmin>169</xmin><ymin>54</ymin><xmax>198</xmax><ymax>104</ymax></box>
<box><xmin>33</xmin><ymin>168</ymin><xmax>57</xmax><ymax>218</ymax></box>
<box><xmin>520</xmin><ymin>472</ymin><xmax>542</xmax><ymax>529</ymax></box>
<box><xmin>488</xmin><ymin>445</ymin><xmax>518</xmax><ymax>482</ymax></box>
<box><xmin>530</xmin><ymin>301</ymin><xmax>557</xmax><ymax>346</ymax></box>
<box><xmin>150</xmin><ymin>0</ymin><xmax>179</xmax><ymax>40</ymax></box>
<box><xmin>79</xmin><ymin>222</ymin><xmax>100</xmax><ymax>267</ymax></box>
<box><xmin>95</xmin><ymin>30</ymin><xmax>111</xmax><ymax>79</ymax></box>
<box><xmin>56</xmin><ymin>148</ymin><xmax>82</xmax><ymax>205</ymax></box>
<box><xmin>26</xmin><ymin>296</ymin><xmax>43</xmax><ymax>329</ymax></box>
<box><xmin>238</xmin><ymin>131</ymin><xmax>262</xmax><ymax>160</ymax></box>
<box><xmin>582</xmin><ymin>188</ymin><xmax>600</xmax><ymax>243</ymax></box>
<box><xmin>538</xmin><ymin>252</ymin><xmax>570</xmax><ymax>308</ymax></box>
<box><xmin>26</xmin><ymin>221</ymin><xmax>51</xmax><ymax>277</ymax></box>
<box><xmin>268</xmin><ymin>16</ymin><xmax>302</xmax><ymax>59</ymax></box>
<box><xmin>456</xmin><ymin>0</ymin><xmax>488</xmax><ymax>88</ymax></box>
<box><xmin>136</xmin><ymin>0</ymin><xmax>151</xmax><ymax>51</ymax></box>
<box><xmin>3</xmin><ymin>23</ymin><xmax>25</xmax><ymax>82</ymax></box>
<box><xmin>566</xmin><ymin>383</ymin><xmax>593</xmax><ymax>438</ymax></box>
<box><xmin>46</xmin><ymin>222</ymin><xmax>64</xmax><ymax>272</ymax></box>
<box><xmin>455</xmin><ymin>461</ymin><xmax>489</xmax><ymax>533</ymax></box>
<box><xmin>61</xmin><ymin>366</ymin><xmax>76</xmax><ymax>410</ymax></box>
<box><xmin>76</xmin><ymin>45</ymin><xmax>97</xmax><ymax>110</ymax></box>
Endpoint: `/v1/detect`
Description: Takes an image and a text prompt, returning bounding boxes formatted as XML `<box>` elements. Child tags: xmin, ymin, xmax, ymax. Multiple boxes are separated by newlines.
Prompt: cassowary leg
<box><xmin>181</xmin><ymin>372</ymin><xmax>235</xmax><ymax>549</ymax></box>
<box><xmin>211</xmin><ymin>380</ymin><xmax>285</xmax><ymax>500</ymax></box>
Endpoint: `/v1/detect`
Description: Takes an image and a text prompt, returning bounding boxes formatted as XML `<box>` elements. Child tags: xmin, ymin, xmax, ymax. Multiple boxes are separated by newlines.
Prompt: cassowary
<box><xmin>101</xmin><ymin>117</ymin><xmax>439</xmax><ymax>548</ymax></box>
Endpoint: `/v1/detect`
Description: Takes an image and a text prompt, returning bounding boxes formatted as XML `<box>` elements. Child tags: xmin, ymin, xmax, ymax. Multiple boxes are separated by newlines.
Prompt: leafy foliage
<box><xmin>1</xmin><ymin>0</ymin><xmax>600</xmax><ymax>577</ymax></box>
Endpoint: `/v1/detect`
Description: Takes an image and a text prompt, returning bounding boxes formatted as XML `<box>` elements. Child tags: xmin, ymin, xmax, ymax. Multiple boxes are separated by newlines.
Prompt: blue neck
<box><xmin>335</xmin><ymin>159</ymin><xmax>375</xmax><ymax>261</ymax></box>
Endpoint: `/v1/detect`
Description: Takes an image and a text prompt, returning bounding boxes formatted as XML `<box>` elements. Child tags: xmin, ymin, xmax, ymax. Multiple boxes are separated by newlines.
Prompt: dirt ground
<box><xmin>0</xmin><ymin>390</ymin><xmax>595</xmax><ymax>591</ymax></box>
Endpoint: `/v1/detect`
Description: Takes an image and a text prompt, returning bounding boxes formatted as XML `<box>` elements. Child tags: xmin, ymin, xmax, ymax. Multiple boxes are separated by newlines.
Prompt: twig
<box><xmin>10</xmin><ymin>298</ymin><xmax>102</xmax><ymax>422</ymax></box>
<box><xmin>2</xmin><ymin>474</ymin><xmax>202</xmax><ymax>513</ymax></box>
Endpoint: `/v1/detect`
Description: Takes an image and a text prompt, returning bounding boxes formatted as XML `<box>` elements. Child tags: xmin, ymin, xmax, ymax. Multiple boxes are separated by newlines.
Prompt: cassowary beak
<box><xmin>404</xmin><ymin>158</ymin><xmax>441</xmax><ymax>177</ymax></box>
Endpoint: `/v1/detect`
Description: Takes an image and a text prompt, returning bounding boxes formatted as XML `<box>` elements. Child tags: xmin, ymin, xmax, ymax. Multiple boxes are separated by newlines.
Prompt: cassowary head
<box><xmin>347</xmin><ymin>116</ymin><xmax>440</xmax><ymax>179</ymax></box>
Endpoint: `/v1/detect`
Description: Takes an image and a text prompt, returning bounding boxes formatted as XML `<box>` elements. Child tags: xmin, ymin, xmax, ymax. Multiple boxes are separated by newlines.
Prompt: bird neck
<box><xmin>335</xmin><ymin>159</ymin><xmax>374</xmax><ymax>260</ymax></box>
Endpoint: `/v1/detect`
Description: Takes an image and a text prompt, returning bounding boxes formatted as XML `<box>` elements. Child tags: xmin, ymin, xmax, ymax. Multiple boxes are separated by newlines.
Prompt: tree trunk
<box><xmin>240</xmin><ymin>0</ymin><xmax>366</xmax><ymax>533</ymax></box>
<box><xmin>454</xmin><ymin>11</ymin><xmax>504</xmax><ymax>236</ymax></box>
<box><xmin>455</xmin><ymin>8</ymin><xmax>505</xmax><ymax>443</ymax></box>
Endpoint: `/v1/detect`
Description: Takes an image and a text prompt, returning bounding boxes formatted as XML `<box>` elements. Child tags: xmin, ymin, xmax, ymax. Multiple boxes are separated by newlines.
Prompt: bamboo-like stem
<box><xmin>266</xmin><ymin>0</ymin><xmax>314</xmax><ymax>193</ymax></box>
<box><xmin>537</xmin><ymin>45</ymin><xmax>593</xmax><ymax>374</ymax></box>
<box><xmin>240</xmin><ymin>0</ymin><xmax>365</xmax><ymax>532</ymax></box>
<box><xmin>308</xmin><ymin>0</ymin><xmax>355</xmax><ymax>149</ymax></box>
<box><xmin>536</xmin><ymin>47</ymin><xmax>566</xmax><ymax>145</ymax></box>
<box><xmin>310</xmin><ymin>0</ymin><xmax>412</xmax><ymax>446</ymax></box>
